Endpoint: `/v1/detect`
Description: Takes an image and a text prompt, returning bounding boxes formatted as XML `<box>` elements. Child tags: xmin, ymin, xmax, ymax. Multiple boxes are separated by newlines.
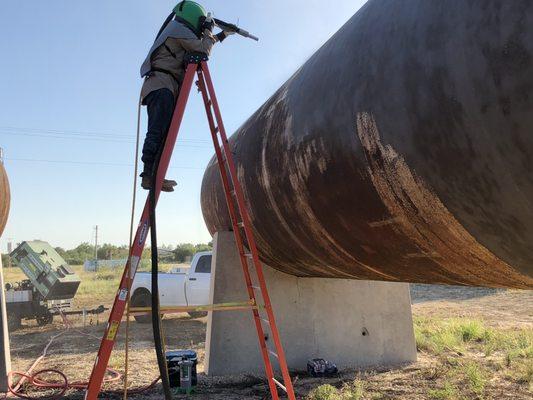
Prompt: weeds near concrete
<box><xmin>414</xmin><ymin>317</ymin><xmax>491</xmax><ymax>354</ymax></box>
<box><xmin>462</xmin><ymin>362</ymin><xmax>487</xmax><ymax>396</ymax></box>
<box><xmin>307</xmin><ymin>384</ymin><xmax>339</xmax><ymax>400</ymax></box>
<box><xmin>427</xmin><ymin>382</ymin><xmax>457</xmax><ymax>399</ymax></box>
<box><xmin>414</xmin><ymin>317</ymin><xmax>532</xmax><ymax>398</ymax></box>
<box><xmin>341</xmin><ymin>379</ymin><xmax>365</xmax><ymax>400</ymax></box>
<box><xmin>306</xmin><ymin>379</ymin><xmax>365</xmax><ymax>400</ymax></box>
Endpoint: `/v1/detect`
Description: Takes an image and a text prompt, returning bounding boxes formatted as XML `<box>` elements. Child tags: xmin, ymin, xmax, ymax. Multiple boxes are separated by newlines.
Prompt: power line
<box><xmin>0</xmin><ymin>126</ymin><xmax>212</xmax><ymax>144</ymax></box>
<box><xmin>0</xmin><ymin>131</ymin><xmax>212</xmax><ymax>148</ymax></box>
<box><xmin>4</xmin><ymin>157</ymin><xmax>205</xmax><ymax>170</ymax></box>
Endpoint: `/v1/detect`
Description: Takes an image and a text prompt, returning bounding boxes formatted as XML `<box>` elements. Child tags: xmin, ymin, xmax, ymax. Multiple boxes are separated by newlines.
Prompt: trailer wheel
<box><xmin>7</xmin><ymin>312</ymin><xmax>22</xmax><ymax>331</ymax></box>
<box><xmin>131</xmin><ymin>290</ymin><xmax>152</xmax><ymax>324</ymax></box>
<box><xmin>36</xmin><ymin>310</ymin><xmax>53</xmax><ymax>326</ymax></box>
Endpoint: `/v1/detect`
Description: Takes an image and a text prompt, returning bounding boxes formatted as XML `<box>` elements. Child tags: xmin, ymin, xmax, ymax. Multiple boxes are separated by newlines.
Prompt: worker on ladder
<box><xmin>139</xmin><ymin>1</ymin><xmax>234</xmax><ymax>192</ymax></box>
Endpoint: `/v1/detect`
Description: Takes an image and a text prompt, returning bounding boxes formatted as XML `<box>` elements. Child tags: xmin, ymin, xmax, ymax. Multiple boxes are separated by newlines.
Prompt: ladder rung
<box><xmin>272</xmin><ymin>378</ymin><xmax>287</xmax><ymax>392</ymax></box>
<box><xmin>250</xmin><ymin>285</ymin><xmax>261</xmax><ymax>290</ymax></box>
<box><xmin>244</xmin><ymin>252</ymin><xmax>253</xmax><ymax>257</ymax></box>
<box><xmin>268</xmin><ymin>350</ymin><xmax>279</xmax><ymax>359</ymax></box>
<box><xmin>214</xmin><ymin>126</ymin><xmax>219</xmax><ymax>134</ymax></box>
<box><xmin>231</xmin><ymin>190</ymin><xmax>236</xmax><ymax>196</ymax></box>
<box><xmin>260</xmin><ymin>318</ymin><xmax>270</xmax><ymax>324</ymax></box>
<box><xmin>237</xmin><ymin>222</ymin><xmax>245</xmax><ymax>228</ymax></box>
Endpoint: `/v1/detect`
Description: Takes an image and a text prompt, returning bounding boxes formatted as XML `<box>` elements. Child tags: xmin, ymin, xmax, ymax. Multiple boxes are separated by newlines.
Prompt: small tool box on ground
<box><xmin>307</xmin><ymin>358</ymin><xmax>338</xmax><ymax>377</ymax></box>
<box><xmin>166</xmin><ymin>350</ymin><xmax>198</xmax><ymax>391</ymax></box>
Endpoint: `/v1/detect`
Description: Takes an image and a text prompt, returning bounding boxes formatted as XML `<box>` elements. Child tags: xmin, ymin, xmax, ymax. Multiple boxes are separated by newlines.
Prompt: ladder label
<box><xmin>138</xmin><ymin>221</ymin><xmax>149</xmax><ymax>245</ymax></box>
<box><xmin>118</xmin><ymin>288</ymin><xmax>128</xmax><ymax>301</ymax></box>
<box><xmin>106</xmin><ymin>321</ymin><xmax>120</xmax><ymax>341</ymax></box>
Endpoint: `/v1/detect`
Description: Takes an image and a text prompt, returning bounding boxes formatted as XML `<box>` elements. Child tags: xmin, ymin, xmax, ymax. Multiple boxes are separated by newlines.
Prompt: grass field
<box><xmin>307</xmin><ymin>317</ymin><xmax>532</xmax><ymax>399</ymax></box>
<box><xmin>4</xmin><ymin>264</ymin><xmax>532</xmax><ymax>399</ymax></box>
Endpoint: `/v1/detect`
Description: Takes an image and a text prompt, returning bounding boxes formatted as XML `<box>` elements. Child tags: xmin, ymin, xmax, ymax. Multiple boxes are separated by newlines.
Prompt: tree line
<box><xmin>55</xmin><ymin>242</ymin><xmax>212</xmax><ymax>265</ymax></box>
<box><xmin>2</xmin><ymin>242</ymin><xmax>213</xmax><ymax>267</ymax></box>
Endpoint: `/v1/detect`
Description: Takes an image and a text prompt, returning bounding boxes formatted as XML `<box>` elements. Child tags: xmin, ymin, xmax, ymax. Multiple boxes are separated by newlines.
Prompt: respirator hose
<box><xmin>149</xmin><ymin>150</ymin><xmax>172</xmax><ymax>400</ymax></box>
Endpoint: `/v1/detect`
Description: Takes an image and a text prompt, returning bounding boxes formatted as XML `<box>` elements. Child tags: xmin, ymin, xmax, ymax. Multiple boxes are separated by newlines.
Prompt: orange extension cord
<box><xmin>6</xmin><ymin>313</ymin><xmax>160</xmax><ymax>399</ymax></box>
<box><xmin>6</xmin><ymin>313</ymin><xmax>122</xmax><ymax>399</ymax></box>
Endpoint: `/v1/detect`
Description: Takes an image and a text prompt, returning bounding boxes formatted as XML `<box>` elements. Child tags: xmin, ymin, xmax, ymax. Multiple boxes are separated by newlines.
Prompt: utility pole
<box><xmin>6</xmin><ymin>240</ymin><xmax>12</xmax><ymax>269</ymax></box>
<box><xmin>94</xmin><ymin>225</ymin><xmax>98</xmax><ymax>272</ymax></box>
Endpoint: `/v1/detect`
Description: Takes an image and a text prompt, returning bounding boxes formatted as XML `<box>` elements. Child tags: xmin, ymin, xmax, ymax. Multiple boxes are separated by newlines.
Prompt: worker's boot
<box><xmin>141</xmin><ymin>174</ymin><xmax>177</xmax><ymax>192</ymax></box>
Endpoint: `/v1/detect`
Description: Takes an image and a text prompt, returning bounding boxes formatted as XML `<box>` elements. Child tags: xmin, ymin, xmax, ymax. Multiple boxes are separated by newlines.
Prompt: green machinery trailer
<box><xmin>10</xmin><ymin>240</ymin><xmax>81</xmax><ymax>300</ymax></box>
<box><xmin>6</xmin><ymin>240</ymin><xmax>104</xmax><ymax>329</ymax></box>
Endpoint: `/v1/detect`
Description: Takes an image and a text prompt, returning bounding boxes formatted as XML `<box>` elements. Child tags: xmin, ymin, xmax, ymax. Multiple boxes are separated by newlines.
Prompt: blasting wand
<box><xmin>214</xmin><ymin>18</ymin><xmax>259</xmax><ymax>41</ymax></box>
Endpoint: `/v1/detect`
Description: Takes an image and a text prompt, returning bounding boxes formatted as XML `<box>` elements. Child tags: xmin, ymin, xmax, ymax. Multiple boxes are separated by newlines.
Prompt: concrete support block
<box><xmin>205</xmin><ymin>232</ymin><xmax>416</xmax><ymax>376</ymax></box>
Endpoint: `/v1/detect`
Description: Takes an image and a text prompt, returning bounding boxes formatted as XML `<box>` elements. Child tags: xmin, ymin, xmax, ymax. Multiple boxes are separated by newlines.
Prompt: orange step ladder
<box><xmin>84</xmin><ymin>57</ymin><xmax>296</xmax><ymax>400</ymax></box>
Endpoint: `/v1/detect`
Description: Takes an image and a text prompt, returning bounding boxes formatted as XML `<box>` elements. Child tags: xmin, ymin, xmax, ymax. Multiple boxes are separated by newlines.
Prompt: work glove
<box><xmin>200</xmin><ymin>14</ymin><xmax>215</xmax><ymax>32</ymax></box>
<box><xmin>216</xmin><ymin>30</ymin><xmax>235</xmax><ymax>42</ymax></box>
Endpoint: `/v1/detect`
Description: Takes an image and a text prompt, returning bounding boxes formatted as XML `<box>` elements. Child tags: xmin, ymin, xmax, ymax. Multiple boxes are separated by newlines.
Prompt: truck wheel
<box><xmin>188</xmin><ymin>312</ymin><xmax>208</xmax><ymax>319</ymax></box>
<box><xmin>36</xmin><ymin>311</ymin><xmax>53</xmax><ymax>326</ymax></box>
<box><xmin>7</xmin><ymin>312</ymin><xmax>22</xmax><ymax>331</ymax></box>
<box><xmin>131</xmin><ymin>291</ymin><xmax>152</xmax><ymax>324</ymax></box>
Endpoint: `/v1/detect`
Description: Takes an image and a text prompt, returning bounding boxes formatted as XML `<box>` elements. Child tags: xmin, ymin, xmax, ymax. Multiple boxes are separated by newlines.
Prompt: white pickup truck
<box><xmin>130</xmin><ymin>251</ymin><xmax>212</xmax><ymax>322</ymax></box>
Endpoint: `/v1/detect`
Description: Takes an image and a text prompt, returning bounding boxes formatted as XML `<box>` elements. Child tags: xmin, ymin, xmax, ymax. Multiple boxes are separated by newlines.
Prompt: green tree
<box><xmin>194</xmin><ymin>243</ymin><xmax>212</xmax><ymax>253</ymax></box>
<box><xmin>97</xmin><ymin>243</ymin><xmax>129</xmax><ymax>260</ymax></box>
<box><xmin>1</xmin><ymin>254</ymin><xmax>10</xmax><ymax>267</ymax></box>
<box><xmin>172</xmin><ymin>242</ymin><xmax>213</xmax><ymax>263</ymax></box>
<box><xmin>64</xmin><ymin>242</ymin><xmax>94</xmax><ymax>265</ymax></box>
<box><xmin>173</xmin><ymin>243</ymin><xmax>196</xmax><ymax>263</ymax></box>
<box><xmin>54</xmin><ymin>247</ymin><xmax>66</xmax><ymax>258</ymax></box>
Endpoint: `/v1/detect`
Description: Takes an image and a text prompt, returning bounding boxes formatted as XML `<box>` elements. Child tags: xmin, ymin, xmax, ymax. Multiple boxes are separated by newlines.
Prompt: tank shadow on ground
<box><xmin>410</xmin><ymin>284</ymin><xmax>502</xmax><ymax>304</ymax></box>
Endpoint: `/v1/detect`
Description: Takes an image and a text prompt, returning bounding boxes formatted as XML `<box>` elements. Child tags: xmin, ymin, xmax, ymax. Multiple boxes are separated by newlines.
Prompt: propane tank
<box><xmin>0</xmin><ymin>151</ymin><xmax>10</xmax><ymax>237</ymax></box>
<box><xmin>201</xmin><ymin>0</ymin><xmax>533</xmax><ymax>289</ymax></box>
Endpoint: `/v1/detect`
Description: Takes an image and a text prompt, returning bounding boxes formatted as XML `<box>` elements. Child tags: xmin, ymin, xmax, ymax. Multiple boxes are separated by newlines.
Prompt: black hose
<box><xmin>146</xmin><ymin>12</ymin><xmax>177</xmax><ymax>399</ymax></box>
<box><xmin>149</xmin><ymin>156</ymin><xmax>172</xmax><ymax>399</ymax></box>
<box><xmin>155</xmin><ymin>12</ymin><xmax>175</xmax><ymax>41</ymax></box>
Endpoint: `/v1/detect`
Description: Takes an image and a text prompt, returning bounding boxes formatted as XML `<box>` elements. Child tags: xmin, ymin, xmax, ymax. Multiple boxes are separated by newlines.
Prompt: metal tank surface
<box><xmin>201</xmin><ymin>0</ymin><xmax>533</xmax><ymax>289</ymax></box>
<box><xmin>0</xmin><ymin>163</ymin><xmax>9</xmax><ymax>237</ymax></box>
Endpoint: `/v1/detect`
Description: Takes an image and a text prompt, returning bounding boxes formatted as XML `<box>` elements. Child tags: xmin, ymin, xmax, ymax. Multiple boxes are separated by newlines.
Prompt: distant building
<box><xmin>83</xmin><ymin>259</ymin><xmax>127</xmax><ymax>272</ymax></box>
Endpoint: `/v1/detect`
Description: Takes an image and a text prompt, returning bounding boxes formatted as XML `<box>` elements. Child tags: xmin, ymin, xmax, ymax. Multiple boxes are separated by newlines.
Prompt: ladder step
<box><xmin>250</xmin><ymin>285</ymin><xmax>261</xmax><ymax>290</ymax></box>
<box><xmin>272</xmin><ymin>378</ymin><xmax>287</xmax><ymax>392</ymax></box>
<box><xmin>268</xmin><ymin>350</ymin><xmax>279</xmax><ymax>359</ymax></box>
<box><xmin>243</xmin><ymin>252</ymin><xmax>252</xmax><ymax>257</ymax></box>
<box><xmin>214</xmin><ymin>126</ymin><xmax>219</xmax><ymax>134</ymax></box>
<box><xmin>260</xmin><ymin>318</ymin><xmax>270</xmax><ymax>324</ymax></box>
<box><xmin>237</xmin><ymin>222</ymin><xmax>245</xmax><ymax>228</ymax></box>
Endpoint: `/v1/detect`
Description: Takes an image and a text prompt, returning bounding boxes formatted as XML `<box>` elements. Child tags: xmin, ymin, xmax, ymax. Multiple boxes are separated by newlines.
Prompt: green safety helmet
<box><xmin>173</xmin><ymin>1</ymin><xmax>207</xmax><ymax>34</ymax></box>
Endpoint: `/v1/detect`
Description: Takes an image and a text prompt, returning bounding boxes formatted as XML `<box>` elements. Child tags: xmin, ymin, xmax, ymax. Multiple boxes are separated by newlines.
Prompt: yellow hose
<box><xmin>123</xmin><ymin>94</ymin><xmax>142</xmax><ymax>400</ymax></box>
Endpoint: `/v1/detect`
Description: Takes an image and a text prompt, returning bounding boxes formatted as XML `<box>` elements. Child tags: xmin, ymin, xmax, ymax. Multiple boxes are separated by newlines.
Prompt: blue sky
<box><xmin>0</xmin><ymin>0</ymin><xmax>366</xmax><ymax>252</ymax></box>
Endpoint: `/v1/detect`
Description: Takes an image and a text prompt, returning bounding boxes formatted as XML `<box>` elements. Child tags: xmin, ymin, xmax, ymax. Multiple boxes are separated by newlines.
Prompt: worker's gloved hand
<box><xmin>216</xmin><ymin>30</ymin><xmax>236</xmax><ymax>42</ymax></box>
<box><xmin>200</xmin><ymin>14</ymin><xmax>214</xmax><ymax>32</ymax></box>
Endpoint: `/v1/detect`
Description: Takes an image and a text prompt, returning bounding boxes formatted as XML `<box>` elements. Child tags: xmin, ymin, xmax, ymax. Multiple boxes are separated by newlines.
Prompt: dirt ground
<box><xmin>4</xmin><ymin>285</ymin><xmax>533</xmax><ymax>399</ymax></box>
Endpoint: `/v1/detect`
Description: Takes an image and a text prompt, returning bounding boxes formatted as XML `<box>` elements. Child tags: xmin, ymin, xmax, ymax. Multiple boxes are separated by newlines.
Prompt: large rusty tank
<box><xmin>0</xmin><ymin>162</ymin><xmax>9</xmax><ymax>237</ymax></box>
<box><xmin>201</xmin><ymin>0</ymin><xmax>533</xmax><ymax>289</ymax></box>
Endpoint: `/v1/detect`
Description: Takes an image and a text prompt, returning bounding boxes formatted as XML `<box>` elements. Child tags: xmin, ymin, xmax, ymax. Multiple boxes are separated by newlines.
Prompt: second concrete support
<box><xmin>205</xmin><ymin>232</ymin><xmax>416</xmax><ymax>376</ymax></box>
